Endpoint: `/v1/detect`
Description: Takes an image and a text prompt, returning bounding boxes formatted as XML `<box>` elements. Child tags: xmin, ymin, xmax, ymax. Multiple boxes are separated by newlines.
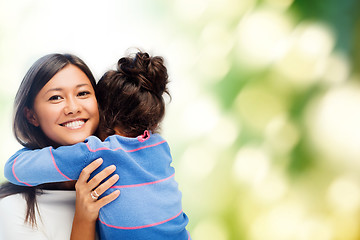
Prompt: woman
<box><xmin>0</xmin><ymin>53</ymin><xmax>119</xmax><ymax>240</ymax></box>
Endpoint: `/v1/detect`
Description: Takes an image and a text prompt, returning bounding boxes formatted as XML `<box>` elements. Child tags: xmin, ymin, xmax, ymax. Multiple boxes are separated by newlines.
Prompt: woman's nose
<box><xmin>64</xmin><ymin>98</ymin><xmax>81</xmax><ymax>115</ymax></box>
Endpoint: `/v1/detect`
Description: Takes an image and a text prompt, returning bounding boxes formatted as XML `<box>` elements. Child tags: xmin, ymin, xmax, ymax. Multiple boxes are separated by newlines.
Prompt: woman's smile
<box><xmin>60</xmin><ymin>119</ymin><xmax>87</xmax><ymax>129</ymax></box>
<box><xmin>28</xmin><ymin>64</ymin><xmax>99</xmax><ymax>146</ymax></box>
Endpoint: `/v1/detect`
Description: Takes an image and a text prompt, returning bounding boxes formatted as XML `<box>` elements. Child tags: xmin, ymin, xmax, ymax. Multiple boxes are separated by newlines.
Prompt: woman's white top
<box><xmin>0</xmin><ymin>190</ymin><xmax>76</xmax><ymax>240</ymax></box>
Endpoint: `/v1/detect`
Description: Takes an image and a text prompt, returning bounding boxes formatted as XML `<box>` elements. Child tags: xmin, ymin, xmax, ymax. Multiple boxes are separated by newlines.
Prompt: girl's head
<box><xmin>14</xmin><ymin>53</ymin><xmax>99</xmax><ymax>149</ymax></box>
<box><xmin>96</xmin><ymin>51</ymin><xmax>170</xmax><ymax>139</ymax></box>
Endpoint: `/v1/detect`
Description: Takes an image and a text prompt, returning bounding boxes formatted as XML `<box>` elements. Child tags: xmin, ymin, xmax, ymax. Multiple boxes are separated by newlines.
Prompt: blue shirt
<box><xmin>5</xmin><ymin>132</ymin><xmax>190</xmax><ymax>240</ymax></box>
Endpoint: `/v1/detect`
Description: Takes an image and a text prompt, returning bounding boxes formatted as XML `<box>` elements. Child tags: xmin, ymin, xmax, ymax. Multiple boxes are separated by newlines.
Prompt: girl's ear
<box><xmin>24</xmin><ymin>107</ymin><xmax>40</xmax><ymax>127</ymax></box>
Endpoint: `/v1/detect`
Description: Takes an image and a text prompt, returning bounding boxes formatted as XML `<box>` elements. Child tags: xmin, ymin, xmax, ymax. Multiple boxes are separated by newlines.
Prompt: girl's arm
<box><xmin>70</xmin><ymin>158</ymin><xmax>120</xmax><ymax>240</ymax></box>
<box><xmin>4</xmin><ymin>142</ymin><xmax>91</xmax><ymax>186</ymax></box>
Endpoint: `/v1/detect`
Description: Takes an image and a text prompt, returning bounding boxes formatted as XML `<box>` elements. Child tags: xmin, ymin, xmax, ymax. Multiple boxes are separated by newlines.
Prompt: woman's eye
<box><xmin>78</xmin><ymin>91</ymin><xmax>90</xmax><ymax>97</ymax></box>
<box><xmin>48</xmin><ymin>95</ymin><xmax>62</xmax><ymax>101</ymax></box>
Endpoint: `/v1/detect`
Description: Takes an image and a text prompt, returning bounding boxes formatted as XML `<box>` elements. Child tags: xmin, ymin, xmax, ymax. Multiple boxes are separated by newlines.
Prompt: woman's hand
<box><xmin>70</xmin><ymin>158</ymin><xmax>120</xmax><ymax>240</ymax></box>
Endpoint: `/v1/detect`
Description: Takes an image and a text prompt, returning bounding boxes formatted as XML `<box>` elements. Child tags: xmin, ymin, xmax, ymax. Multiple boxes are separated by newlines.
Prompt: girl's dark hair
<box><xmin>96</xmin><ymin>51</ymin><xmax>170</xmax><ymax>138</ymax></box>
<box><xmin>0</xmin><ymin>53</ymin><xmax>96</xmax><ymax>227</ymax></box>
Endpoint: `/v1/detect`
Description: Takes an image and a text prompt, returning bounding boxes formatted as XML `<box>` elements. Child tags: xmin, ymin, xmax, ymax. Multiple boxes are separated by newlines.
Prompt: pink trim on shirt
<box><xmin>98</xmin><ymin>209</ymin><xmax>183</xmax><ymax>230</ymax></box>
<box><xmin>12</xmin><ymin>157</ymin><xmax>33</xmax><ymax>187</ymax></box>
<box><xmin>137</xmin><ymin>130</ymin><xmax>150</xmax><ymax>142</ymax></box>
<box><xmin>86</xmin><ymin>140</ymin><xmax>166</xmax><ymax>153</ymax></box>
<box><xmin>110</xmin><ymin>173</ymin><xmax>175</xmax><ymax>189</ymax></box>
<box><xmin>49</xmin><ymin>147</ymin><xmax>72</xmax><ymax>181</ymax></box>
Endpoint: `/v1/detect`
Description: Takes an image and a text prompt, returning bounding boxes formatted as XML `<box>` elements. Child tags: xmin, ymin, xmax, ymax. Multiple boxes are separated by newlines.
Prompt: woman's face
<box><xmin>27</xmin><ymin>64</ymin><xmax>99</xmax><ymax>146</ymax></box>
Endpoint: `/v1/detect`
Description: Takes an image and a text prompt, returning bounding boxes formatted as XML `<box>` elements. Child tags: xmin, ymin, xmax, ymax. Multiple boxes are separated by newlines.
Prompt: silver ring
<box><xmin>90</xmin><ymin>190</ymin><xmax>99</xmax><ymax>200</ymax></box>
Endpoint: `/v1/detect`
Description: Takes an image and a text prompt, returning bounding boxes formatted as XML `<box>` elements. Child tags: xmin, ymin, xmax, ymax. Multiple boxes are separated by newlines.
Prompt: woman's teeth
<box><xmin>63</xmin><ymin>120</ymin><xmax>85</xmax><ymax>129</ymax></box>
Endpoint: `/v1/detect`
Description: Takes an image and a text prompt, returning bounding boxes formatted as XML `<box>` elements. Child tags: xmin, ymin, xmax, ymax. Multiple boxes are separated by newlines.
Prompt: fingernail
<box><xmin>96</xmin><ymin>158</ymin><xmax>103</xmax><ymax>163</ymax></box>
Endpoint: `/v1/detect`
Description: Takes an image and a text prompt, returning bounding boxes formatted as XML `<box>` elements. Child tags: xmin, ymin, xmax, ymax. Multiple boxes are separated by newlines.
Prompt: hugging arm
<box><xmin>4</xmin><ymin>143</ymin><xmax>91</xmax><ymax>186</ymax></box>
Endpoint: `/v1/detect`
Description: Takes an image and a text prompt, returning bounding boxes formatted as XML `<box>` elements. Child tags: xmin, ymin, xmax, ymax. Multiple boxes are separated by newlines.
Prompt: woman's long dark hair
<box><xmin>0</xmin><ymin>53</ymin><xmax>96</xmax><ymax>226</ymax></box>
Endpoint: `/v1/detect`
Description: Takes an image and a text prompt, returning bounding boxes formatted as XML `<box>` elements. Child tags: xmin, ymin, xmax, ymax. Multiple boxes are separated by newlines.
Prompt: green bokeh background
<box><xmin>1</xmin><ymin>0</ymin><xmax>360</xmax><ymax>239</ymax></box>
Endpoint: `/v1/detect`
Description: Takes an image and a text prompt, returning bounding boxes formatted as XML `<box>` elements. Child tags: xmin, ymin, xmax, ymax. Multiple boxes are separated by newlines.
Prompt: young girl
<box><xmin>0</xmin><ymin>53</ymin><xmax>119</xmax><ymax>240</ymax></box>
<box><xmin>4</xmin><ymin>52</ymin><xmax>191</xmax><ymax>239</ymax></box>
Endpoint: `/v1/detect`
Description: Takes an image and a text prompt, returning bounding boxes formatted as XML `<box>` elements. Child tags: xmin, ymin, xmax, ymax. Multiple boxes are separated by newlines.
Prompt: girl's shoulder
<box><xmin>85</xmin><ymin>132</ymin><xmax>167</xmax><ymax>151</ymax></box>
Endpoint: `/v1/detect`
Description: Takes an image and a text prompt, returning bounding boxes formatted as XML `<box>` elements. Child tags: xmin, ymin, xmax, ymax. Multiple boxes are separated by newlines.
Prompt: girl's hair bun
<box><xmin>116</xmin><ymin>52</ymin><xmax>168</xmax><ymax>97</ymax></box>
